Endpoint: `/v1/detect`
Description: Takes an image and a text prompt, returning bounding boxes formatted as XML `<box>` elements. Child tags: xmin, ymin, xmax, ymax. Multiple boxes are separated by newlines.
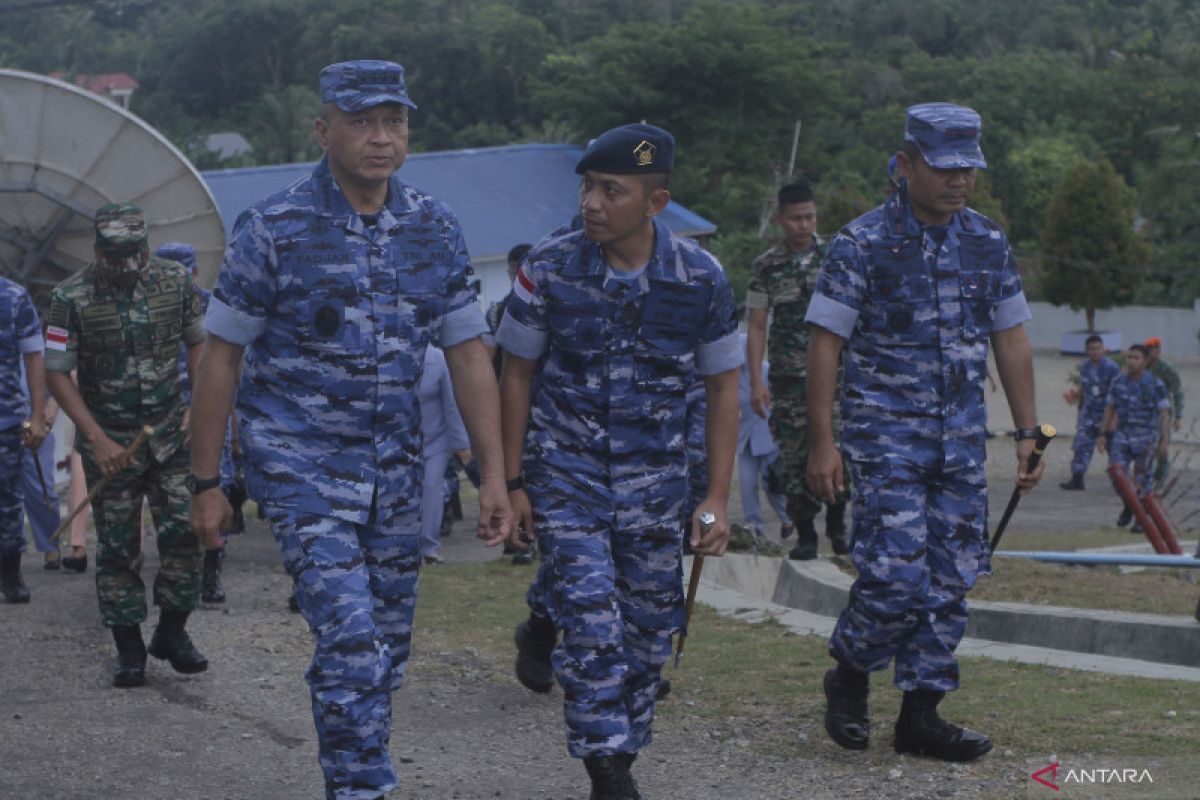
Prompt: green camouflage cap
<box><xmin>94</xmin><ymin>203</ymin><xmax>148</xmax><ymax>251</ymax></box>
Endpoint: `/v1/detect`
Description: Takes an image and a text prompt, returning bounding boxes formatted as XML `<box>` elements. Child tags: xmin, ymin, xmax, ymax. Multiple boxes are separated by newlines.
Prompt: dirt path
<box><xmin>0</xmin><ymin>503</ymin><xmax>1051</xmax><ymax>800</ymax></box>
<box><xmin>4</xmin><ymin>347</ymin><xmax>1195</xmax><ymax>799</ymax></box>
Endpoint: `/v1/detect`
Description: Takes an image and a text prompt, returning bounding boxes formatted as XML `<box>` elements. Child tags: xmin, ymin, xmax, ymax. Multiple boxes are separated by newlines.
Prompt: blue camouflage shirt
<box><xmin>1079</xmin><ymin>356</ymin><xmax>1120</xmax><ymax>418</ymax></box>
<box><xmin>1107</xmin><ymin>371</ymin><xmax>1169</xmax><ymax>436</ymax></box>
<box><xmin>0</xmin><ymin>277</ymin><xmax>44</xmax><ymax>430</ymax></box>
<box><xmin>205</xmin><ymin>156</ymin><xmax>488</xmax><ymax>524</ymax></box>
<box><xmin>805</xmin><ymin>189</ymin><xmax>1030</xmax><ymax>471</ymax></box>
<box><xmin>497</xmin><ymin>218</ymin><xmax>741</xmax><ymax>495</ymax></box>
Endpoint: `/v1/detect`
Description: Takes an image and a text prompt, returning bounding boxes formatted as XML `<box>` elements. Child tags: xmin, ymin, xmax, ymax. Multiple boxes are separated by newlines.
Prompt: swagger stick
<box><xmin>20</xmin><ymin>420</ymin><xmax>53</xmax><ymax>511</ymax></box>
<box><xmin>51</xmin><ymin>425</ymin><xmax>154</xmax><ymax>543</ymax></box>
<box><xmin>674</xmin><ymin>511</ymin><xmax>716</xmax><ymax>668</ymax></box>
<box><xmin>989</xmin><ymin>424</ymin><xmax>1055</xmax><ymax>554</ymax></box>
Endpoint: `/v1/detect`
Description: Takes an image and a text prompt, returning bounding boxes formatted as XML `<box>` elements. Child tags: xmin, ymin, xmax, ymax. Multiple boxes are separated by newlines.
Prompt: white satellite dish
<box><xmin>0</xmin><ymin>68</ymin><xmax>226</xmax><ymax>311</ymax></box>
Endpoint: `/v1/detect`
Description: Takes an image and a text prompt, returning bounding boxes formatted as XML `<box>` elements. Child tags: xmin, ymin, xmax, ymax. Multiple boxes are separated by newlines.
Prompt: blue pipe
<box><xmin>995</xmin><ymin>551</ymin><xmax>1200</xmax><ymax>568</ymax></box>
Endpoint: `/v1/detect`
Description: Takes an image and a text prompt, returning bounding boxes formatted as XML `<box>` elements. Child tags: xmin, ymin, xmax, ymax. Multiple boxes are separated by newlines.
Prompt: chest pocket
<box><xmin>864</xmin><ymin>241</ymin><xmax>932</xmax><ymax>345</ymax></box>
<box><xmin>771</xmin><ymin>270</ymin><xmax>810</xmax><ymax>313</ymax></box>
<box><xmin>293</xmin><ymin>268</ymin><xmax>363</xmax><ymax>353</ymax></box>
<box><xmin>634</xmin><ymin>283</ymin><xmax>706</xmax><ymax>392</ymax></box>
<box><xmin>78</xmin><ymin>303</ymin><xmax>126</xmax><ymax>377</ymax></box>
<box><xmin>958</xmin><ymin>270</ymin><xmax>1001</xmax><ymax>341</ymax></box>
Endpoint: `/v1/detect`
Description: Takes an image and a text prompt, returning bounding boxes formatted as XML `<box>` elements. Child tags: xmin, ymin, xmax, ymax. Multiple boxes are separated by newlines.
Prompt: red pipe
<box><xmin>1142</xmin><ymin>494</ymin><xmax>1184</xmax><ymax>555</ymax></box>
<box><xmin>1107</xmin><ymin>464</ymin><xmax>1169</xmax><ymax>554</ymax></box>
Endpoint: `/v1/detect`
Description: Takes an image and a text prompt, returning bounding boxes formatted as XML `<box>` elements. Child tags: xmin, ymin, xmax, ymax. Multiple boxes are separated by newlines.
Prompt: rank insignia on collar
<box><xmin>633</xmin><ymin>140</ymin><xmax>656</xmax><ymax>167</ymax></box>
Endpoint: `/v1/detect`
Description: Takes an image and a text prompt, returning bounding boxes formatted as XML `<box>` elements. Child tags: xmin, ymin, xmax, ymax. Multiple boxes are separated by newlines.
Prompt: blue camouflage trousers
<box><xmin>829</xmin><ymin>460</ymin><xmax>989</xmax><ymax>692</ymax></box>
<box><xmin>529</xmin><ymin>469</ymin><xmax>686</xmax><ymax>758</ymax></box>
<box><xmin>1070</xmin><ymin>409</ymin><xmax>1105</xmax><ymax>476</ymax></box>
<box><xmin>0</xmin><ymin>426</ymin><xmax>24</xmax><ymax>556</ymax></box>
<box><xmin>266</xmin><ymin>505</ymin><xmax>421</xmax><ymax>800</ymax></box>
<box><xmin>1109</xmin><ymin>430</ymin><xmax>1159</xmax><ymax>498</ymax></box>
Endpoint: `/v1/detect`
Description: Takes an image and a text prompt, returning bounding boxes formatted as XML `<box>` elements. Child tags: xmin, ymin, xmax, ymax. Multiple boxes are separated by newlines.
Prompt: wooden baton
<box><xmin>51</xmin><ymin>425</ymin><xmax>154</xmax><ymax>543</ymax></box>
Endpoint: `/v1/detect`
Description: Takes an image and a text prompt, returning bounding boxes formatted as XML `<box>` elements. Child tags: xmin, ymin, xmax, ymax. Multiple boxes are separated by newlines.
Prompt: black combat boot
<box><xmin>1059</xmin><ymin>473</ymin><xmax>1085</xmax><ymax>491</ymax></box>
<box><xmin>201</xmin><ymin>549</ymin><xmax>226</xmax><ymax>604</ymax></box>
<box><xmin>148</xmin><ymin>609</ymin><xmax>208</xmax><ymax>674</ymax></box>
<box><xmin>111</xmin><ymin>625</ymin><xmax>147</xmax><ymax>688</ymax></box>
<box><xmin>1116</xmin><ymin>505</ymin><xmax>1133</xmax><ymax>527</ymax></box>
<box><xmin>893</xmin><ymin>688</ymin><xmax>992</xmax><ymax>762</ymax></box>
<box><xmin>825</xmin><ymin>502</ymin><xmax>850</xmax><ymax>555</ymax></box>
<box><xmin>583</xmin><ymin>755</ymin><xmax>642</xmax><ymax>800</ymax></box>
<box><xmin>823</xmin><ymin>664</ymin><xmax>870</xmax><ymax>750</ymax></box>
<box><xmin>787</xmin><ymin>519</ymin><xmax>818</xmax><ymax>561</ymax></box>
<box><xmin>0</xmin><ymin>552</ymin><xmax>31</xmax><ymax>603</ymax></box>
<box><xmin>514</xmin><ymin>614</ymin><xmax>556</xmax><ymax>693</ymax></box>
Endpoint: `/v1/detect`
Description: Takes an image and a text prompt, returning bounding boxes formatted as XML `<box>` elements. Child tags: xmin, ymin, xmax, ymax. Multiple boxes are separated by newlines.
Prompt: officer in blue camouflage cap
<box><xmin>806</xmin><ymin>103</ymin><xmax>1043</xmax><ymax>762</ymax></box>
<box><xmin>0</xmin><ymin>275</ymin><xmax>47</xmax><ymax>603</ymax></box>
<box><xmin>498</xmin><ymin>122</ymin><xmax>742</xmax><ymax>799</ymax></box>
<box><xmin>189</xmin><ymin>59</ymin><xmax>512</xmax><ymax>800</ymax></box>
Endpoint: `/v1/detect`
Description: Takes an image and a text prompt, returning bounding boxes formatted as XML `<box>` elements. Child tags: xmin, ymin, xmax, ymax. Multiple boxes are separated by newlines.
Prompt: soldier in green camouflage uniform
<box><xmin>1144</xmin><ymin>337</ymin><xmax>1184</xmax><ymax>486</ymax></box>
<box><xmin>746</xmin><ymin>182</ymin><xmax>850</xmax><ymax>560</ymax></box>
<box><xmin>45</xmin><ymin>204</ymin><xmax>210</xmax><ymax>688</ymax></box>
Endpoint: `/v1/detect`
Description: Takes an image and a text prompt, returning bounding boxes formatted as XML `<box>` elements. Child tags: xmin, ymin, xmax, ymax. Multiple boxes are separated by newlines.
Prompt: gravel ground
<box><xmin>3</xmin><ymin>350</ymin><xmax>1195</xmax><ymax>799</ymax></box>
<box><xmin>1</xmin><ymin>503</ymin><xmax>1046</xmax><ymax>800</ymax></box>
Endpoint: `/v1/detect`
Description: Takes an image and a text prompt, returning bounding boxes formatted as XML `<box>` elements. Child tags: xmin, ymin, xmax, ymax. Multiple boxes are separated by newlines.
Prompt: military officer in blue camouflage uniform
<box><xmin>189</xmin><ymin>61</ymin><xmax>512</xmax><ymax>800</ymax></box>
<box><xmin>806</xmin><ymin>104</ymin><xmax>1043</xmax><ymax>762</ymax></box>
<box><xmin>498</xmin><ymin>124</ymin><xmax>742</xmax><ymax>800</ymax></box>
<box><xmin>0</xmin><ymin>277</ymin><xmax>48</xmax><ymax>603</ymax></box>
<box><xmin>1098</xmin><ymin>343</ymin><xmax>1170</xmax><ymax>510</ymax></box>
<box><xmin>1060</xmin><ymin>333</ymin><xmax>1119</xmax><ymax>491</ymax></box>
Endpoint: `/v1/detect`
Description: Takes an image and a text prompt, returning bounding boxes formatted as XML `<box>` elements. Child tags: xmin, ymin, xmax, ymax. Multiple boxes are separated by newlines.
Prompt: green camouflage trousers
<box><xmin>82</xmin><ymin>441</ymin><xmax>200</xmax><ymax>626</ymax></box>
<box><xmin>767</xmin><ymin>371</ymin><xmax>851</xmax><ymax>523</ymax></box>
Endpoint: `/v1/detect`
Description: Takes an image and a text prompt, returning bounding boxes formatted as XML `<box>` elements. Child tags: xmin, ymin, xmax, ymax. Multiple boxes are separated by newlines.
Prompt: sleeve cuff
<box><xmin>182</xmin><ymin>320</ymin><xmax>207</xmax><ymax>347</ymax></box>
<box><xmin>45</xmin><ymin>349</ymin><xmax>77</xmax><ymax>372</ymax></box>
<box><xmin>18</xmin><ymin>334</ymin><xmax>44</xmax><ymax>354</ymax></box>
<box><xmin>205</xmin><ymin>297</ymin><xmax>266</xmax><ymax>346</ymax></box>
<box><xmin>804</xmin><ymin>293</ymin><xmax>858</xmax><ymax>340</ymax></box>
<box><xmin>496</xmin><ymin>314</ymin><xmax>548</xmax><ymax>360</ymax></box>
<box><xmin>697</xmin><ymin>331</ymin><xmax>745</xmax><ymax>376</ymax></box>
<box><xmin>440</xmin><ymin>303</ymin><xmax>489</xmax><ymax>349</ymax></box>
<box><xmin>994</xmin><ymin>292</ymin><xmax>1032</xmax><ymax>332</ymax></box>
<box><xmin>744</xmin><ymin>291</ymin><xmax>769</xmax><ymax>310</ymax></box>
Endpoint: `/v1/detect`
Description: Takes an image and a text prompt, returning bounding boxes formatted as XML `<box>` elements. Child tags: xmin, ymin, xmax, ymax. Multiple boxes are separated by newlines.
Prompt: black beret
<box><xmin>575</xmin><ymin>123</ymin><xmax>675</xmax><ymax>175</ymax></box>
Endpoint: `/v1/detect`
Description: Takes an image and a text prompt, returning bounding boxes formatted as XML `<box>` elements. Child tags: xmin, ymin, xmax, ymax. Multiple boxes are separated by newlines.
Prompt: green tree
<box><xmin>1040</xmin><ymin>157</ymin><xmax>1150</xmax><ymax>330</ymax></box>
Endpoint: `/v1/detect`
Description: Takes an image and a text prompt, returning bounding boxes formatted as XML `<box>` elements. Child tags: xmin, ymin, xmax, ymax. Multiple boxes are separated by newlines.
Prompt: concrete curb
<box><xmin>691</xmin><ymin>553</ymin><xmax>1200</xmax><ymax>682</ymax></box>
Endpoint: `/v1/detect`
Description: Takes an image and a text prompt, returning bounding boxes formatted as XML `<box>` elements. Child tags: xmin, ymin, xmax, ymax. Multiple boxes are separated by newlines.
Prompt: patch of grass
<box><xmin>973</xmin><ymin>559</ymin><xmax>1199</xmax><ymax>614</ymax></box>
<box><xmin>996</xmin><ymin>528</ymin><xmax>1187</xmax><ymax>552</ymax></box>
<box><xmin>412</xmin><ymin>561</ymin><xmax>1200</xmax><ymax>760</ymax></box>
<box><xmin>836</xmin><ymin>553</ymin><xmax>1199</xmax><ymax>615</ymax></box>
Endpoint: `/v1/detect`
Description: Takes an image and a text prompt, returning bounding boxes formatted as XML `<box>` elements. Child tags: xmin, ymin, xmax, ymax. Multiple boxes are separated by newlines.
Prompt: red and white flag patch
<box><xmin>45</xmin><ymin>326</ymin><xmax>69</xmax><ymax>351</ymax></box>
<box><xmin>513</xmin><ymin>266</ymin><xmax>536</xmax><ymax>304</ymax></box>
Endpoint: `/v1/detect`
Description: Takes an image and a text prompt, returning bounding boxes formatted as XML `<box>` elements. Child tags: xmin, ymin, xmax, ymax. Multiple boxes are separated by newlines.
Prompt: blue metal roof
<box><xmin>200</xmin><ymin>143</ymin><xmax>717</xmax><ymax>258</ymax></box>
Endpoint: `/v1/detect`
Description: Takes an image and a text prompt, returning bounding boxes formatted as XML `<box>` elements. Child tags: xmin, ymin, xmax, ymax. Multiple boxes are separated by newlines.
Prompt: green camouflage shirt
<box><xmin>1148</xmin><ymin>359</ymin><xmax>1184</xmax><ymax>419</ymax></box>
<box><xmin>744</xmin><ymin>236</ymin><xmax>825</xmax><ymax>375</ymax></box>
<box><xmin>44</xmin><ymin>256</ymin><xmax>205</xmax><ymax>461</ymax></box>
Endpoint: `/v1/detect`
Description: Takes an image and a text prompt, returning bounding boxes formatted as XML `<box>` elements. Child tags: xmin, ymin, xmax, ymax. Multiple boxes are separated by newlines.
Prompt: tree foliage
<box><xmin>1</xmin><ymin>0</ymin><xmax>1197</xmax><ymax>306</ymax></box>
<box><xmin>1040</xmin><ymin>158</ymin><xmax>1151</xmax><ymax>330</ymax></box>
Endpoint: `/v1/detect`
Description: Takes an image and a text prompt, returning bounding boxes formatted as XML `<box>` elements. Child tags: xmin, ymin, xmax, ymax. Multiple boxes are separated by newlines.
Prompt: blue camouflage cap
<box><xmin>319</xmin><ymin>60</ymin><xmax>417</xmax><ymax>113</ymax></box>
<box><xmin>904</xmin><ymin>102</ymin><xmax>987</xmax><ymax>169</ymax></box>
<box><xmin>155</xmin><ymin>242</ymin><xmax>196</xmax><ymax>273</ymax></box>
<box><xmin>575</xmin><ymin>123</ymin><xmax>675</xmax><ymax>175</ymax></box>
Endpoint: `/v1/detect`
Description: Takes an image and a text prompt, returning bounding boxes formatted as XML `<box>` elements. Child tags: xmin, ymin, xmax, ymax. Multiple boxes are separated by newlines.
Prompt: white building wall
<box><xmin>1026</xmin><ymin>301</ymin><xmax>1200</xmax><ymax>358</ymax></box>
